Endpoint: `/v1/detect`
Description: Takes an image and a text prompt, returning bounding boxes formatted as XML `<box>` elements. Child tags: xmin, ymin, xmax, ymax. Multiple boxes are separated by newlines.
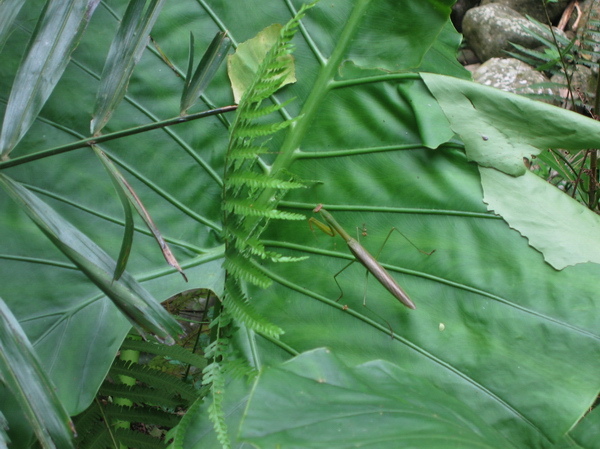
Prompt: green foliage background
<box><xmin>0</xmin><ymin>1</ymin><xmax>598</xmax><ymax>448</ymax></box>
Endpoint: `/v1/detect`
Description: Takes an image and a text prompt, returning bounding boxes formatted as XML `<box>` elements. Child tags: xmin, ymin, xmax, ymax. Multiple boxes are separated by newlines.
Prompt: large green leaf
<box><xmin>422</xmin><ymin>73</ymin><xmax>600</xmax><ymax>269</ymax></box>
<box><xmin>0</xmin><ymin>1</ymin><xmax>598</xmax><ymax>448</ymax></box>
<box><xmin>240</xmin><ymin>349</ymin><xmax>516</xmax><ymax>448</ymax></box>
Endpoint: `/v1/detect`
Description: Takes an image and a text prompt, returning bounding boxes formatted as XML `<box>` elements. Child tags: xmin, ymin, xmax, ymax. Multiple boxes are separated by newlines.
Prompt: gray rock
<box><xmin>463</xmin><ymin>4</ymin><xmax>553</xmax><ymax>61</ymax></box>
<box><xmin>451</xmin><ymin>0</ymin><xmax>480</xmax><ymax>31</ymax></box>
<box><xmin>473</xmin><ymin>57</ymin><xmax>557</xmax><ymax>103</ymax></box>
<box><xmin>551</xmin><ymin>65</ymin><xmax>597</xmax><ymax>107</ymax></box>
<box><xmin>480</xmin><ymin>0</ymin><xmax>571</xmax><ymax>22</ymax></box>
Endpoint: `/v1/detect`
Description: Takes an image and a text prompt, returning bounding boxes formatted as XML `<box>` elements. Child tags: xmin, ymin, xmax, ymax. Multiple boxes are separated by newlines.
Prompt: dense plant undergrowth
<box><xmin>509</xmin><ymin>1</ymin><xmax>600</xmax><ymax>212</ymax></box>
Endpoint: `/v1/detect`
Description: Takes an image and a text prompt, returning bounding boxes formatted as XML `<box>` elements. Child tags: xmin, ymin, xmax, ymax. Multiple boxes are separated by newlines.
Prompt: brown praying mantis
<box><xmin>309</xmin><ymin>204</ymin><xmax>432</xmax><ymax>310</ymax></box>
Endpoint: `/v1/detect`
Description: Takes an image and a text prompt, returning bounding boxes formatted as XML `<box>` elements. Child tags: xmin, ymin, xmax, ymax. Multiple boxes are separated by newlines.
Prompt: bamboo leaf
<box><xmin>93</xmin><ymin>147</ymin><xmax>188</xmax><ymax>282</ymax></box>
<box><xmin>0</xmin><ymin>297</ymin><xmax>75</xmax><ymax>449</ymax></box>
<box><xmin>90</xmin><ymin>0</ymin><xmax>166</xmax><ymax>135</ymax></box>
<box><xmin>180</xmin><ymin>31</ymin><xmax>231</xmax><ymax>115</ymax></box>
<box><xmin>0</xmin><ymin>174</ymin><xmax>182</xmax><ymax>343</ymax></box>
<box><xmin>0</xmin><ymin>0</ymin><xmax>100</xmax><ymax>158</ymax></box>
<box><xmin>0</xmin><ymin>0</ymin><xmax>26</xmax><ymax>52</ymax></box>
<box><xmin>93</xmin><ymin>147</ymin><xmax>135</xmax><ymax>281</ymax></box>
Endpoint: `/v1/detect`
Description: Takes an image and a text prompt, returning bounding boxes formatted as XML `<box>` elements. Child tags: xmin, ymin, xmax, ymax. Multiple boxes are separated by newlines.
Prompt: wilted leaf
<box><xmin>227</xmin><ymin>24</ymin><xmax>295</xmax><ymax>104</ymax></box>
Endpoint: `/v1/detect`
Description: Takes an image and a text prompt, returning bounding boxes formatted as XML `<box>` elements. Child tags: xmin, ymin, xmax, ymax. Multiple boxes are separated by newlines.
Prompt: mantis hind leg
<box><xmin>332</xmin><ymin>259</ymin><xmax>355</xmax><ymax>302</ymax></box>
<box><xmin>375</xmin><ymin>227</ymin><xmax>435</xmax><ymax>259</ymax></box>
<box><xmin>358</xmin><ymin>227</ymin><xmax>432</xmax><ymax>337</ymax></box>
<box><xmin>360</xmin><ymin>267</ymin><xmax>395</xmax><ymax>338</ymax></box>
<box><xmin>333</xmin><ymin>260</ymin><xmax>396</xmax><ymax>338</ymax></box>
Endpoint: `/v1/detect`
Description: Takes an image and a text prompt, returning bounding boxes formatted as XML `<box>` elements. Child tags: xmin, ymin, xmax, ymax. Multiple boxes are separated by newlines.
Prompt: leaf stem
<box><xmin>0</xmin><ymin>105</ymin><xmax>237</xmax><ymax>169</ymax></box>
<box><xmin>269</xmin><ymin>1</ymin><xmax>371</xmax><ymax>174</ymax></box>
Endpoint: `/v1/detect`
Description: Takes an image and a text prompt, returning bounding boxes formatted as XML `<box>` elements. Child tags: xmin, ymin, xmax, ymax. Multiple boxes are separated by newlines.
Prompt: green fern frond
<box><xmin>99</xmin><ymin>383</ymin><xmax>185</xmax><ymax>408</ymax></box>
<box><xmin>72</xmin><ymin>400</ymin><xmax>103</xmax><ymax>436</ymax></box>
<box><xmin>224</xmin><ymin>199</ymin><xmax>305</xmax><ymax>220</ymax></box>
<box><xmin>226</xmin><ymin>172</ymin><xmax>305</xmax><ymax>189</ymax></box>
<box><xmin>241</xmin><ymin>98</ymin><xmax>295</xmax><ymax>119</ymax></box>
<box><xmin>266</xmin><ymin>252</ymin><xmax>309</xmax><ymax>263</ymax></box>
<box><xmin>206</xmin><ymin>4</ymin><xmax>317</xmax><ymax>446</ymax></box>
<box><xmin>165</xmin><ymin>398</ymin><xmax>204</xmax><ymax>449</ymax></box>
<box><xmin>224</xmin><ymin>357</ymin><xmax>256</xmax><ymax>380</ymax></box>
<box><xmin>83</xmin><ymin>425</ymin><xmax>114</xmax><ymax>449</ymax></box>
<box><xmin>227</xmin><ymin>145</ymin><xmax>273</xmax><ymax>159</ymax></box>
<box><xmin>223</xmin><ymin>256</ymin><xmax>272</xmax><ymax>288</ymax></box>
<box><xmin>120</xmin><ymin>336</ymin><xmax>206</xmax><ymax>368</ymax></box>
<box><xmin>227</xmin><ymin>229</ymin><xmax>307</xmax><ymax>262</ymax></box>
<box><xmin>232</xmin><ymin>119</ymin><xmax>295</xmax><ymax>138</ymax></box>
<box><xmin>114</xmin><ymin>428</ymin><xmax>167</xmax><ymax>449</ymax></box>
<box><xmin>206</xmin><ymin>362</ymin><xmax>229</xmax><ymax>449</ymax></box>
<box><xmin>225</xmin><ymin>226</ymin><xmax>266</xmax><ymax>253</ymax></box>
<box><xmin>221</xmin><ymin>0</ymin><xmax>317</xmax><ymax>307</ymax></box>
<box><xmin>111</xmin><ymin>360</ymin><xmax>198</xmax><ymax>402</ymax></box>
<box><xmin>202</xmin><ymin>309</ymin><xmax>235</xmax><ymax>449</ymax></box>
<box><xmin>103</xmin><ymin>404</ymin><xmax>181</xmax><ymax>428</ymax></box>
<box><xmin>74</xmin><ymin>400</ymin><xmax>173</xmax><ymax>449</ymax></box>
<box><xmin>74</xmin><ymin>330</ymin><xmax>203</xmax><ymax>449</ymax></box>
<box><xmin>223</xmin><ymin>277</ymin><xmax>283</xmax><ymax>338</ymax></box>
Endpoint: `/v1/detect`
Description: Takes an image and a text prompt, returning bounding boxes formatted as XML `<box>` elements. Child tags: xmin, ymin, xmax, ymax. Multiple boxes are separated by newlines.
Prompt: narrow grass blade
<box><xmin>0</xmin><ymin>297</ymin><xmax>75</xmax><ymax>449</ymax></box>
<box><xmin>93</xmin><ymin>147</ymin><xmax>135</xmax><ymax>281</ymax></box>
<box><xmin>0</xmin><ymin>174</ymin><xmax>182</xmax><ymax>343</ymax></box>
<box><xmin>0</xmin><ymin>0</ymin><xmax>100</xmax><ymax>159</ymax></box>
<box><xmin>90</xmin><ymin>0</ymin><xmax>166</xmax><ymax>134</ymax></box>
<box><xmin>180</xmin><ymin>31</ymin><xmax>231</xmax><ymax>115</ymax></box>
<box><xmin>0</xmin><ymin>0</ymin><xmax>26</xmax><ymax>52</ymax></box>
<box><xmin>93</xmin><ymin>147</ymin><xmax>188</xmax><ymax>282</ymax></box>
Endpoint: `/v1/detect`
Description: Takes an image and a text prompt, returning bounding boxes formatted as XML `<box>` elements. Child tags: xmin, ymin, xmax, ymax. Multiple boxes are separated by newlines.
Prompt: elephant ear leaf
<box><xmin>422</xmin><ymin>73</ymin><xmax>600</xmax><ymax>269</ymax></box>
<box><xmin>240</xmin><ymin>349</ymin><xmax>516</xmax><ymax>449</ymax></box>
